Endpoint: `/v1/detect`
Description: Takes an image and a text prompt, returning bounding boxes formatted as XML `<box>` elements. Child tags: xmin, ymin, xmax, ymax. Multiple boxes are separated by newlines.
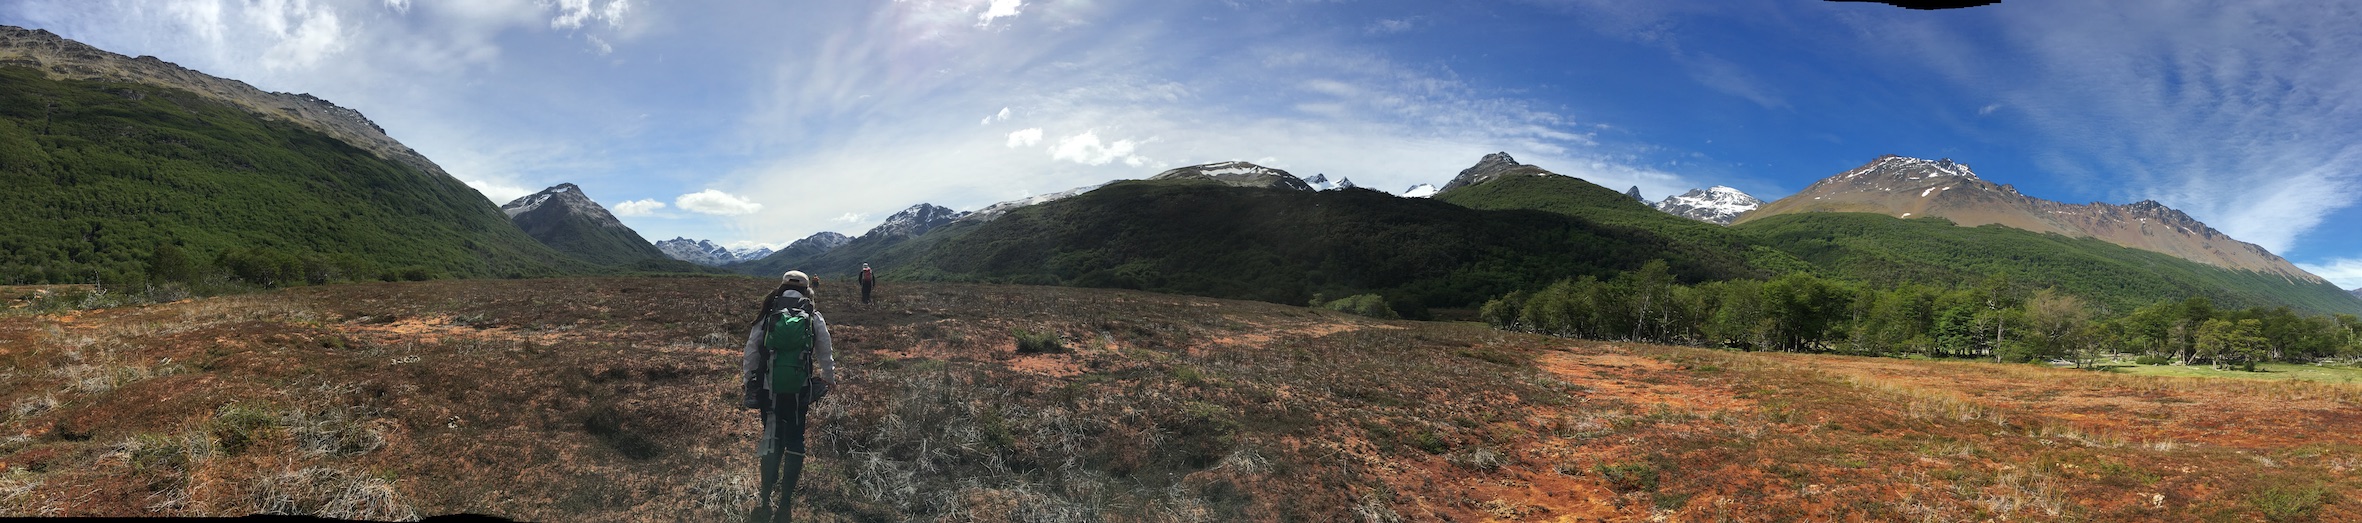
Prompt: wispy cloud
<box><xmin>1365</xmin><ymin>17</ymin><xmax>1417</xmax><ymax>35</ymax></box>
<box><xmin>545</xmin><ymin>0</ymin><xmax>630</xmax><ymax>30</ymax></box>
<box><xmin>2297</xmin><ymin>259</ymin><xmax>2362</xmax><ymax>291</ymax></box>
<box><xmin>1876</xmin><ymin>1</ymin><xmax>2362</xmax><ymax>255</ymax></box>
<box><xmin>977</xmin><ymin>0</ymin><xmax>1023</xmax><ymax>27</ymax></box>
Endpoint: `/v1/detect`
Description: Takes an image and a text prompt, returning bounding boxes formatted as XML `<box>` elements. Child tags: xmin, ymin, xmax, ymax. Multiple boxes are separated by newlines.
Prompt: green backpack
<box><xmin>761</xmin><ymin>302</ymin><xmax>817</xmax><ymax>391</ymax></box>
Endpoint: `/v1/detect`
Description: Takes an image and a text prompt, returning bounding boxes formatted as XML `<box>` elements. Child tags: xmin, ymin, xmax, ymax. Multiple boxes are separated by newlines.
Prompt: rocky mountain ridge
<box><xmin>1148</xmin><ymin>161</ymin><xmax>1314</xmax><ymax>191</ymax></box>
<box><xmin>1654</xmin><ymin>186</ymin><xmax>1763</xmax><ymax>225</ymax></box>
<box><xmin>1437</xmin><ymin>152</ymin><xmax>1555</xmax><ymax>192</ymax></box>
<box><xmin>654</xmin><ymin>238</ymin><xmax>776</xmax><ymax>266</ymax></box>
<box><xmin>864</xmin><ymin>204</ymin><xmax>970</xmax><ymax>241</ymax></box>
<box><xmin>960</xmin><ymin>183</ymin><xmax>1109</xmax><ymax>224</ymax></box>
<box><xmin>1739</xmin><ymin>155</ymin><xmax>2324</xmax><ymax>283</ymax></box>
<box><xmin>0</xmin><ymin>26</ymin><xmax>455</xmax><ymax>184</ymax></box>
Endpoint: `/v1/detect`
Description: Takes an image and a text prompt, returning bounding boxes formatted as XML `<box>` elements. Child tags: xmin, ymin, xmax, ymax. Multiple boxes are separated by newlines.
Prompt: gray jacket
<box><xmin>741</xmin><ymin>290</ymin><xmax>837</xmax><ymax>393</ymax></box>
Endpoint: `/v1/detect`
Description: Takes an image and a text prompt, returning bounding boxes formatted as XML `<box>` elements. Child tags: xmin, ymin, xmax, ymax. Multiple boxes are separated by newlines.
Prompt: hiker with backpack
<box><xmin>858</xmin><ymin>263</ymin><xmax>875</xmax><ymax>304</ymax></box>
<box><xmin>741</xmin><ymin>271</ymin><xmax>837</xmax><ymax>523</ymax></box>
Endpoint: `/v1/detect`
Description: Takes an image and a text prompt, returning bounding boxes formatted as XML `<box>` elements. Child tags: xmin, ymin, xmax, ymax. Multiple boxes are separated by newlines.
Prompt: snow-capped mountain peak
<box><xmin>1653</xmin><ymin>185</ymin><xmax>1763</xmax><ymax>225</ymax></box>
<box><xmin>1298</xmin><ymin>173</ymin><xmax>1361</xmax><ymax>191</ymax></box>
<box><xmin>1400</xmin><ymin>183</ymin><xmax>1440</xmax><ymax>198</ymax></box>
<box><xmin>654</xmin><ymin>237</ymin><xmax>779</xmax><ymax>266</ymax></box>
<box><xmin>961</xmin><ymin>182</ymin><xmax>1110</xmax><ymax>223</ymax></box>
<box><xmin>1151</xmin><ymin>161</ymin><xmax>1313</xmax><ymax>190</ymax></box>
<box><xmin>863</xmin><ymin>203</ymin><xmax>971</xmax><ymax>240</ymax></box>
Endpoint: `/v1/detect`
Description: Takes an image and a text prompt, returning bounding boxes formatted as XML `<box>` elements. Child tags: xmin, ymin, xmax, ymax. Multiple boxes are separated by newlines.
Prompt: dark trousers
<box><xmin>859</xmin><ymin>282</ymin><xmax>873</xmax><ymax>304</ymax></box>
<box><xmin>756</xmin><ymin>389</ymin><xmax>810</xmax><ymax>522</ymax></box>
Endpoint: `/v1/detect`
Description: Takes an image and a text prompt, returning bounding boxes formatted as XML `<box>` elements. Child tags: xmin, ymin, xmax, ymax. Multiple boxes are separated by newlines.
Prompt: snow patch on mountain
<box><xmin>500</xmin><ymin>183</ymin><xmax>627</xmax><ymax>229</ymax></box>
<box><xmin>961</xmin><ymin>182</ymin><xmax>1110</xmax><ymax>223</ymax></box>
<box><xmin>864</xmin><ymin>204</ymin><xmax>971</xmax><ymax>241</ymax></box>
<box><xmin>1299</xmin><ymin>173</ymin><xmax>1359</xmax><ymax>191</ymax></box>
<box><xmin>1653</xmin><ymin>186</ymin><xmax>1763</xmax><ymax>225</ymax></box>
<box><xmin>1400</xmin><ymin>184</ymin><xmax>1439</xmax><ymax>198</ymax></box>
<box><xmin>1150</xmin><ymin>161</ymin><xmax>1313</xmax><ymax>191</ymax></box>
<box><xmin>655</xmin><ymin>237</ymin><xmax>778</xmax><ymax>266</ymax></box>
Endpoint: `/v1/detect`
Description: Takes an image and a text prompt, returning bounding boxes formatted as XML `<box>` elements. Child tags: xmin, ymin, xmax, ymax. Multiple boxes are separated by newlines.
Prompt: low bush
<box><xmin>1013</xmin><ymin>329</ymin><xmax>1064</xmax><ymax>354</ymax></box>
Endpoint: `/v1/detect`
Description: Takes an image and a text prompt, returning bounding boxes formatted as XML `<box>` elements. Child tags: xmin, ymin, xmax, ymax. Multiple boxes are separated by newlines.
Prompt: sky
<box><xmin>4</xmin><ymin>0</ymin><xmax>2360</xmax><ymax>288</ymax></box>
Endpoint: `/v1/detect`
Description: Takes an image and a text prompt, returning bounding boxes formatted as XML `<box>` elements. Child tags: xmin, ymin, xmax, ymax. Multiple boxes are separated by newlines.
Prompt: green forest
<box><xmin>0</xmin><ymin>66</ymin><xmax>583</xmax><ymax>288</ymax></box>
<box><xmin>1480</xmin><ymin>261</ymin><xmax>2362</xmax><ymax>367</ymax></box>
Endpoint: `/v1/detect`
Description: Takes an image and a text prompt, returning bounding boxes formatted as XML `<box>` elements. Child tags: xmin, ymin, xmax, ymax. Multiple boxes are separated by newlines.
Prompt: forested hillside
<box><xmin>1433</xmin><ymin>170</ymin><xmax>2359</xmax><ymax>315</ymax></box>
<box><xmin>1733</xmin><ymin>213</ymin><xmax>2362</xmax><ymax>315</ymax></box>
<box><xmin>789</xmin><ymin>180</ymin><xmax>1762</xmax><ymax>315</ymax></box>
<box><xmin>0</xmin><ymin>67</ymin><xmax>583</xmax><ymax>285</ymax></box>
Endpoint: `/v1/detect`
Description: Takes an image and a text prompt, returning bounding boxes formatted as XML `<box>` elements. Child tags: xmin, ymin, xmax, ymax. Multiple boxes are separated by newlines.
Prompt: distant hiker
<box><xmin>858</xmin><ymin>263</ymin><xmax>875</xmax><ymax>304</ymax></box>
<box><xmin>742</xmin><ymin>270</ymin><xmax>837</xmax><ymax>523</ymax></box>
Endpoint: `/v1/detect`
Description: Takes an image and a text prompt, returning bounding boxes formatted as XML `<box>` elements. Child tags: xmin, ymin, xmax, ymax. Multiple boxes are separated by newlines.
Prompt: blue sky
<box><xmin>6</xmin><ymin>0</ymin><xmax>2360</xmax><ymax>288</ymax></box>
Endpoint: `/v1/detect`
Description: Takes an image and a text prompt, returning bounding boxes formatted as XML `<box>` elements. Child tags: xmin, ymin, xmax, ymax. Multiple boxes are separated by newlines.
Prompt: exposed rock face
<box><xmin>501</xmin><ymin>184</ymin><xmax>667</xmax><ymax>265</ymax></box>
<box><xmin>1437</xmin><ymin>152</ymin><xmax>1555</xmax><ymax>193</ymax></box>
<box><xmin>655</xmin><ymin>238</ymin><xmax>778</xmax><ymax>266</ymax></box>
<box><xmin>1625</xmin><ymin>186</ymin><xmax>1646</xmax><ymax>202</ymax></box>
<box><xmin>2351</xmin><ymin>287</ymin><xmax>2362</xmax><ymax>300</ymax></box>
<box><xmin>863</xmin><ymin>204</ymin><xmax>970</xmax><ymax>241</ymax></box>
<box><xmin>1739</xmin><ymin>155</ymin><xmax>2325</xmax><ymax>283</ymax></box>
<box><xmin>0</xmin><ymin>26</ymin><xmax>452</xmax><ymax>183</ymax></box>
<box><xmin>1654</xmin><ymin>186</ymin><xmax>1763</xmax><ymax>225</ymax></box>
<box><xmin>1149</xmin><ymin>161</ymin><xmax>1314</xmax><ymax>191</ymax></box>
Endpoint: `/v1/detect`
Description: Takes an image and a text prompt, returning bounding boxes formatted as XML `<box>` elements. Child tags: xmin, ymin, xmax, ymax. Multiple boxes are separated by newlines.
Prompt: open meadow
<box><xmin>0</xmin><ymin>277</ymin><xmax>2357</xmax><ymax>521</ymax></box>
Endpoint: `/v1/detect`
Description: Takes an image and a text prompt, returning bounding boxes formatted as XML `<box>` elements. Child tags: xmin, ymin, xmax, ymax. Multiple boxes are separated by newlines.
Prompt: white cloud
<box><xmin>611</xmin><ymin>198</ymin><xmax>666</xmax><ymax>216</ymax></box>
<box><xmin>831</xmin><ymin>212</ymin><xmax>869</xmax><ymax>224</ymax></box>
<box><xmin>1049</xmin><ymin>131</ymin><xmax>1151</xmax><ymax>167</ymax></box>
<box><xmin>977</xmin><ymin>0</ymin><xmax>1023</xmax><ymax>27</ymax></box>
<box><xmin>1977</xmin><ymin>103</ymin><xmax>2001</xmax><ymax>116</ymax></box>
<box><xmin>676</xmin><ymin>189</ymin><xmax>764</xmax><ymax>215</ymax></box>
<box><xmin>545</xmin><ymin>0</ymin><xmax>629</xmax><ymax>30</ymax></box>
<box><xmin>1005</xmin><ymin>127</ymin><xmax>1043</xmax><ymax>148</ymax></box>
<box><xmin>384</xmin><ymin>0</ymin><xmax>412</xmax><ymax>15</ymax></box>
<box><xmin>2298</xmin><ymin>259</ymin><xmax>2362</xmax><ymax>290</ymax></box>
<box><xmin>246</xmin><ymin>0</ymin><xmax>351</xmax><ymax>71</ymax></box>
<box><xmin>466</xmin><ymin>179</ymin><xmax>535</xmax><ymax>204</ymax></box>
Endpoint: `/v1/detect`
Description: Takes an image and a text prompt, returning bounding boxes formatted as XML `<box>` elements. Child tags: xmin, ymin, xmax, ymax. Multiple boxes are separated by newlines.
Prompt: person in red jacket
<box><xmin>858</xmin><ymin>263</ymin><xmax>876</xmax><ymax>304</ymax></box>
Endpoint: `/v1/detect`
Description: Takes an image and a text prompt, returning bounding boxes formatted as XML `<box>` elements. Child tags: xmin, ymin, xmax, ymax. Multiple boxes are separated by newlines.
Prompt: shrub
<box><xmin>1013</xmin><ymin>329</ymin><xmax>1064</xmax><ymax>354</ymax></box>
<box><xmin>1321</xmin><ymin>293</ymin><xmax>1399</xmax><ymax>320</ymax></box>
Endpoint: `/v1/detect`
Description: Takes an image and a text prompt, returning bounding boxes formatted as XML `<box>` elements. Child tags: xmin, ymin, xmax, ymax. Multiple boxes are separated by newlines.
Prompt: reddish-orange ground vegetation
<box><xmin>0</xmin><ymin>277</ymin><xmax>2357</xmax><ymax>521</ymax></box>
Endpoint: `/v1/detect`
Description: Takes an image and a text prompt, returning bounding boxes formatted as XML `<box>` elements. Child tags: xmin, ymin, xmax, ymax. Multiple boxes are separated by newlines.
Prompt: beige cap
<box><xmin>782</xmin><ymin>271</ymin><xmax>810</xmax><ymax>286</ymax></box>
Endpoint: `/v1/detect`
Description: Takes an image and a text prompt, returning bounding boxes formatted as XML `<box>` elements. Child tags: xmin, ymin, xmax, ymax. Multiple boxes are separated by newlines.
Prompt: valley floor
<box><xmin>0</xmin><ymin>278</ymin><xmax>2355</xmax><ymax>521</ymax></box>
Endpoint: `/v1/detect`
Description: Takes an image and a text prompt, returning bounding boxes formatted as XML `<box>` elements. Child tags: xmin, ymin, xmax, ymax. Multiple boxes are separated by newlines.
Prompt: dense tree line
<box><xmin>1481</xmin><ymin>261</ymin><xmax>2362</xmax><ymax>368</ymax></box>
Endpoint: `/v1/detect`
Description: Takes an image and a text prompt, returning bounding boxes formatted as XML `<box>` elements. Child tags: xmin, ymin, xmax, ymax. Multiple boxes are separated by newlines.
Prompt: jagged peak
<box><xmin>1852</xmin><ymin>155</ymin><xmax>1978</xmax><ymax>180</ymax></box>
<box><xmin>1440</xmin><ymin>152</ymin><xmax>1554</xmax><ymax>192</ymax></box>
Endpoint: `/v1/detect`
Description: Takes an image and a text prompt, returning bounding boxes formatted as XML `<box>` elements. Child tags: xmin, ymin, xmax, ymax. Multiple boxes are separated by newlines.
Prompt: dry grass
<box><xmin>1</xmin><ymin>277</ymin><xmax>2359</xmax><ymax>520</ymax></box>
